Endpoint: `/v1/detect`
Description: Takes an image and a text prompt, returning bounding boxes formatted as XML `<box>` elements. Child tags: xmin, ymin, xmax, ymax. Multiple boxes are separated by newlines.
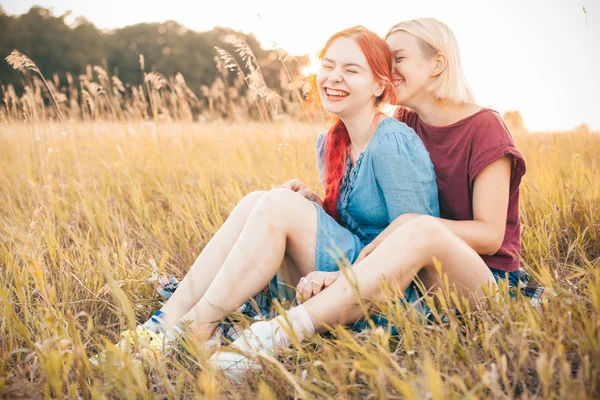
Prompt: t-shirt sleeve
<box><xmin>315</xmin><ymin>132</ymin><xmax>326</xmax><ymax>187</ymax></box>
<box><xmin>468</xmin><ymin>111</ymin><xmax>527</xmax><ymax>195</ymax></box>
<box><xmin>372</xmin><ymin>127</ymin><xmax>439</xmax><ymax>223</ymax></box>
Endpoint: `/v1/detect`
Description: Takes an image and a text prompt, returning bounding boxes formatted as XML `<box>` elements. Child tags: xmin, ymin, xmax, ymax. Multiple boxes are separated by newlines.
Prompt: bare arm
<box><xmin>357</xmin><ymin>156</ymin><xmax>512</xmax><ymax>261</ymax></box>
<box><xmin>434</xmin><ymin>155</ymin><xmax>511</xmax><ymax>254</ymax></box>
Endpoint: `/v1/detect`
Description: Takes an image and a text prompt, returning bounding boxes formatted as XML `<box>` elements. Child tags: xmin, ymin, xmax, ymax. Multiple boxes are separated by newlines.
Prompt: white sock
<box><xmin>270</xmin><ymin>305</ymin><xmax>316</xmax><ymax>347</ymax></box>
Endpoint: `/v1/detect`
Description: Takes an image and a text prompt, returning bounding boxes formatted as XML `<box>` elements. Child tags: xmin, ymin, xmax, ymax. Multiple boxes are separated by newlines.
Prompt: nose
<box><xmin>328</xmin><ymin>68</ymin><xmax>343</xmax><ymax>83</ymax></box>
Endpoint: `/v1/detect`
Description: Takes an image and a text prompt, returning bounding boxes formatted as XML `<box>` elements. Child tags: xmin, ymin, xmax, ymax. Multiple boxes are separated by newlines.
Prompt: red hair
<box><xmin>310</xmin><ymin>26</ymin><xmax>398</xmax><ymax>222</ymax></box>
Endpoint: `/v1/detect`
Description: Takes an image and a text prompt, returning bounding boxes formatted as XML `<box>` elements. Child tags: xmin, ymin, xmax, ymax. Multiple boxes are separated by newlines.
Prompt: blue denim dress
<box><xmin>312</xmin><ymin>117</ymin><xmax>440</xmax><ymax>271</ymax></box>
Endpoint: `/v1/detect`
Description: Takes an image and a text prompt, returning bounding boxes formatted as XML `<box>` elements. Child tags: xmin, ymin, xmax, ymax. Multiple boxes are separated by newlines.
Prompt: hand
<box><xmin>296</xmin><ymin>271</ymin><xmax>341</xmax><ymax>304</ymax></box>
<box><xmin>280</xmin><ymin>179</ymin><xmax>317</xmax><ymax>202</ymax></box>
<box><xmin>355</xmin><ymin>240</ymin><xmax>379</xmax><ymax>263</ymax></box>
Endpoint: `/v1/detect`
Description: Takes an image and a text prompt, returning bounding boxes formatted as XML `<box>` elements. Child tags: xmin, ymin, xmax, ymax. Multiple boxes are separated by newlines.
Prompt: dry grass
<box><xmin>0</xmin><ymin>118</ymin><xmax>599</xmax><ymax>399</ymax></box>
<box><xmin>2</xmin><ymin>44</ymin><xmax>307</xmax><ymax>125</ymax></box>
<box><xmin>0</xmin><ymin>48</ymin><xmax>599</xmax><ymax>399</ymax></box>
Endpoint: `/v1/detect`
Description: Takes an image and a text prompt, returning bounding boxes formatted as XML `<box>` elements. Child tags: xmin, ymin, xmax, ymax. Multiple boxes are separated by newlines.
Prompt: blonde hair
<box><xmin>386</xmin><ymin>18</ymin><xmax>475</xmax><ymax>105</ymax></box>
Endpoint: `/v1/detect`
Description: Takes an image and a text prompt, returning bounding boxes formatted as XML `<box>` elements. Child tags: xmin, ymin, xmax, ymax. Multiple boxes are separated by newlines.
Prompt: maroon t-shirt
<box><xmin>395</xmin><ymin>107</ymin><xmax>526</xmax><ymax>272</ymax></box>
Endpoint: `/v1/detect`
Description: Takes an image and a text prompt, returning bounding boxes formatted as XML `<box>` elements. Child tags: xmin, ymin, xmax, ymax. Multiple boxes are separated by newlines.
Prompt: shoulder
<box><xmin>315</xmin><ymin>132</ymin><xmax>327</xmax><ymax>166</ymax></box>
<box><xmin>466</xmin><ymin>108</ymin><xmax>526</xmax><ymax>183</ymax></box>
<box><xmin>468</xmin><ymin>108</ymin><xmax>515</xmax><ymax>145</ymax></box>
<box><xmin>316</xmin><ymin>132</ymin><xmax>327</xmax><ymax>151</ymax></box>
<box><xmin>393</xmin><ymin>106</ymin><xmax>419</xmax><ymax>129</ymax></box>
<box><xmin>372</xmin><ymin>118</ymin><xmax>423</xmax><ymax>151</ymax></box>
<box><xmin>317</xmin><ymin>132</ymin><xmax>326</xmax><ymax>144</ymax></box>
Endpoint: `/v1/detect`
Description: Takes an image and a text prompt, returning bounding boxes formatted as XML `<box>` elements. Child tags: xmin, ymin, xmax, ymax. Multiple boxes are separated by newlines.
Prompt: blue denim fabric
<box><xmin>489</xmin><ymin>267</ymin><xmax>521</xmax><ymax>288</ymax></box>
<box><xmin>312</xmin><ymin>117</ymin><xmax>440</xmax><ymax>272</ymax></box>
<box><xmin>490</xmin><ymin>267</ymin><xmax>533</xmax><ymax>299</ymax></box>
<box><xmin>346</xmin><ymin>280</ymin><xmax>428</xmax><ymax>335</ymax></box>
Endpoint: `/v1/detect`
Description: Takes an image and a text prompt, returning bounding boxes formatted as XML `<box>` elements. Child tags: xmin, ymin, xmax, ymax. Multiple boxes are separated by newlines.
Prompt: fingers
<box><xmin>296</xmin><ymin>275</ymin><xmax>319</xmax><ymax>303</ymax></box>
<box><xmin>302</xmin><ymin>277</ymin><xmax>318</xmax><ymax>299</ymax></box>
<box><xmin>295</xmin><ymin>276</ymin><xmax>307</xmax><ymax>303</ymax></box>
<box><xmin>356</xmin><ymin>243</ymin><xmax>374</xmax><ymax>263</ymax></box>
<box><xmin>280</xmin><ymin>180</ymin><xmax>316</xmax><ymax>202</ymax></box>
<box><xmin>312</xmin><ymin>279</ymin><xmax>324</xmax><ymax>296</ymax></box>
<box><xmin>281</xmin><ymin>179</ymin><xmax>310</xmax><ymax>193</ymax></box>
<box><xmin>323</xmin><ymin>271</ymin><xmax>341</xmax><ymax>286</ymax></box>
<box><xmin>295</xmin><ymin>272</ymin><xmax>342</xmax><ymax>303</ymax></box>
<box><xmin>356</xmin><ymin>250</ymin><xmax>367</xmax><ymax>262</ymax></box>
<box><xmin>298</xmin><ymin>188</ymin><xmax>314</xmax><ymax>201</ymax></box>
<box><xmin>281</xmin><ymin>179</ymin><xmax>299</xmax><ymax>191</ymax></box>
<box><xmin>280</xmin><ymin>179</ymin><xmax>299</xmax><ymax>191</ymax></box>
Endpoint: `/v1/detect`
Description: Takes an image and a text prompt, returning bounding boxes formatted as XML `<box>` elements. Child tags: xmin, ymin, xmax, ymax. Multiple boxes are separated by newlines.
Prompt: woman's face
<box><xmin>386</xmin><ymin>31</ymin><xmax>436</xmax><ymax>108</ymax></box>
<box><xmin>316</xmin><ymin>37</ymin><xmax>381</xmax><ymax>119</ymax></box>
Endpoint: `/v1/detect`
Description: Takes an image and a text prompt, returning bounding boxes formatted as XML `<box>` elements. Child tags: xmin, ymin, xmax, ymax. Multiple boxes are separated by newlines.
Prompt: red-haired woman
<box><xmin>208</xmin><ymin>26</ymin><xmax>439</xmax><ymax>378</ymax></box>
<box><xmin>108</xmin><ymin>26</ymin><xmax>439</xmax><ymax>373</ymax></box>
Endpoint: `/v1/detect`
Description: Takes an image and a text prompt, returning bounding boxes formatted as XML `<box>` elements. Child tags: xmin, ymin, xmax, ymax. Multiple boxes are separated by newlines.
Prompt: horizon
<box><xmin>1</xmin><ymin>0</ymin><xmax>599</xmax><ymax>132</ymax></box>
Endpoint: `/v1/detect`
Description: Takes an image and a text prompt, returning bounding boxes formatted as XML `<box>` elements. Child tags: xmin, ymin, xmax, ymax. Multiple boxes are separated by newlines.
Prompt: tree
<box><xmin>1</xmin><ymin>6</ymin><xmax>302</xmax><ymax>103</ymax></box>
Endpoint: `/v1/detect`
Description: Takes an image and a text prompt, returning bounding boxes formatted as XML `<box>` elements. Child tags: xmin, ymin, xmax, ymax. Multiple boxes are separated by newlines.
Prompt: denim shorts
<box><xmin>489</xmin><ymin>267</ymin><xmax>522</xmax><ymax>288</ymax></box>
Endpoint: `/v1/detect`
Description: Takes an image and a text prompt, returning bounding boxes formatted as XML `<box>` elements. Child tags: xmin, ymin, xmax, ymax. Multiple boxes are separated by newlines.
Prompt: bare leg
<box><xmin>181</xmin><ymin>189</ymin><xmax>319</xmax><ymax>341</ymax></box>
<box><xmin>301</xmin><ymin>215</ymin><xmax>497</xmax><ymax>332</ymax></box>
<box><xmin>159</xmin><ymin>191</ymin><xmax>283</xmax><ymax>326</ymax></box>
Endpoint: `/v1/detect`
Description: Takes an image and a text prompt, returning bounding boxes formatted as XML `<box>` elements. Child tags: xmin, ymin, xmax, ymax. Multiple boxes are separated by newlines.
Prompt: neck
<box><xmin>409</xmin><ymin>97</ymin><xmax>480</xmax><ymax>127</ymax></box>
<box><xmin>340</xmin><ymin>107</ymin><xmax>380</xmax><ymax>153</ymax></box>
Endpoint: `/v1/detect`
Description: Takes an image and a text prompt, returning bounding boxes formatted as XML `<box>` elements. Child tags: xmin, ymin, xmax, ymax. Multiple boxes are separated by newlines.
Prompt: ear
<box><xmin>431</xmin><ymin>52</ymin><xmax>447</xmax><ymax>77</ymax></box>
<box><xmin>374</xmin><ymin>81</ymin><xmax>386</xmax><ymax>97</ymax></box>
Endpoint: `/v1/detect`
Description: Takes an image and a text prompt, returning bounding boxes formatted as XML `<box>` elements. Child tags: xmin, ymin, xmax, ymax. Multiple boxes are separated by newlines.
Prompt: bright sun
<box><xmin>301</xmin><ymin>52</ymin><xmax>322</xmax><ymax>77</ymax></box>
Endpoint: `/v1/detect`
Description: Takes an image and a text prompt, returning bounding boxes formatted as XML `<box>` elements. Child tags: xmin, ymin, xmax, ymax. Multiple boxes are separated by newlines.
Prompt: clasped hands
<box><xmin>295</xmin><ymin>271</ymin><xmax>342</xmax><ymax>304</ymax></box>
<box><xmin>294</xmin><ymin>240</ymin><xmax>384</xmax><ymax>303</ymax></box>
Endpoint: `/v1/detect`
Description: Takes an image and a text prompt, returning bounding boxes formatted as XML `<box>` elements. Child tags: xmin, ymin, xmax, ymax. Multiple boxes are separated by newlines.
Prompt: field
<box><xmin>1</xmin><ymin>51</ymin><xmax>599</xmax><ymax>398</ymax></box>
<box><xmin>0</xmin><ymin>117</ymin><xmax>598</xmax><ymax>399</ymax></box>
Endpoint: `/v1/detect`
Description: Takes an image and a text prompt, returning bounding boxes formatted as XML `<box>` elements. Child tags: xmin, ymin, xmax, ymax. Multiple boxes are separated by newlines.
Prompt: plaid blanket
<box><xmin>153</xmin><ymin>274</ymin><xmax>277</xmax><ymax>343</ymax></box>
<box><xmin>511</xmin><ymin>267</ymin><xmax>549</xmax><ymax>308</ymax></box>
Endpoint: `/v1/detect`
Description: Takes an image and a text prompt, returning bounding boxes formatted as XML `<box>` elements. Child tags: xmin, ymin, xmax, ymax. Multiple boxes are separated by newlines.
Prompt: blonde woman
<box><xmin>209</xmin><ymin>18</ymin><xmax>527</xmax><ymax>379</ymax></box>
<box><xmin>367</xmin><ymin>18</ymin><xmax>526</xmax><ymax>285</ymax></box>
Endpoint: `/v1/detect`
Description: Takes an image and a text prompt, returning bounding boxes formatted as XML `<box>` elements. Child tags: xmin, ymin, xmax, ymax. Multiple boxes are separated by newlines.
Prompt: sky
<box><xmin>2</xmin><ymin>0</ymin><xmax>599</xmax><ymax>131</ymax></box>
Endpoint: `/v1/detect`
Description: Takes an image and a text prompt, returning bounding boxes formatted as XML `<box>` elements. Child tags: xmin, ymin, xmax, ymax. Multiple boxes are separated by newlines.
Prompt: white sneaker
<box><xmin>208</xmin><ymin>320</ymin><xmax>288</xmax><ymax>381</ymax></box>
<box><xmin>89</xmin><ymin>325</ymin><xmax>220</xmax><ymax>366</ymax></box>
<box><xmin>89</xmin><ymin>325</ymin><xmax>174</xmax><ymax>366</ymax></box>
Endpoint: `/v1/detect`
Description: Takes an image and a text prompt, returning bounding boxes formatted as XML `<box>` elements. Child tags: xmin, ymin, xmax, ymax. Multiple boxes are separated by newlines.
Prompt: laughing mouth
<box><xmin>325</xmin><ymin>87</ymin><xmax>349</xmax><ymax>98</ymax></box>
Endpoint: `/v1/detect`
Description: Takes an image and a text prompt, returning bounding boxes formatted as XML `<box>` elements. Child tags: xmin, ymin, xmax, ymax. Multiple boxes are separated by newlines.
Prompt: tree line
<box><xmin>0</xmin><ymin>6</ymin><xmax>304</xmax><ymax>98</ymax></box>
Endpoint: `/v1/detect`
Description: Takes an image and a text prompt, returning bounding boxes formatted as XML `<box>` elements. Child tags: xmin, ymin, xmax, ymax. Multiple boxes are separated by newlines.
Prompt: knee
<box><xmin>394</xmin><ymin>215</ymin><xmax>449</xmax><ymax>250</ymax></box>
<box><xmin>236</xmin><ymin>190</ymin><xmax>267</xmax><ymax>209</ymax></box>
<box><xmin>409</xmin><ymin>215</ymin><xmax>448</xmax><ymax>238</ymax></box>
<box><xmin>253</xmin><ymin>188</ymin><xmax>303</xmax><ymax>222</ymax></box>
<box><xmin>230</xmin><ymin>191</ymin><xmax>267</xmax><ymax>217</ymax></box>
<box><xmin>242</xmin><ymin>190</ymin><xmax>267</xmax><ymax>206</ymax></box>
